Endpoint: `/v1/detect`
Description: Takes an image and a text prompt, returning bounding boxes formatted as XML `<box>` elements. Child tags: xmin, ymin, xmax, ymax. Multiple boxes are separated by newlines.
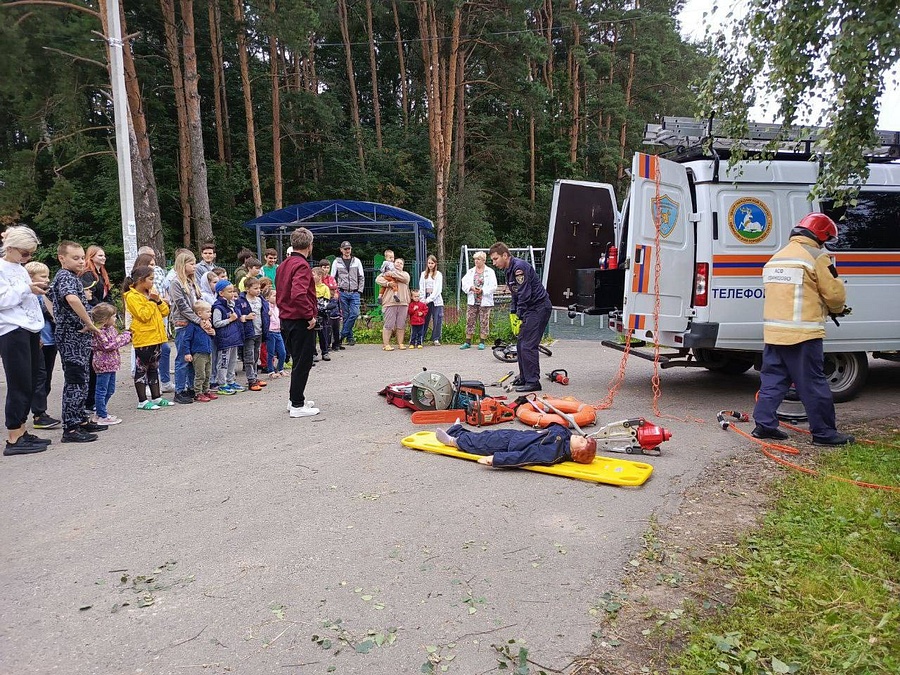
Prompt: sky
<box><xmin>676</xmin><ymin>0</ymin><xmax>900</xmax><ymax>132</ymax></box>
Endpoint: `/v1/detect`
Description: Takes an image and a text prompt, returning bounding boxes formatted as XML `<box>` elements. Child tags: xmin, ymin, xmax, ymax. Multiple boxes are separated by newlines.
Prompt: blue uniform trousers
<box><xmin>517</xmin><ymin>302</ymin><xmax>552</xmax><ymax>386</ymax></box>
<box><xmin>753</xmin><ymin>339</ymin><xmax>837</xmax><ymax>438</ymax></box>
<box><xmin>448</xmin><ymin>423</ymin><xmax>570</xmax><ymax>467</ymax></box>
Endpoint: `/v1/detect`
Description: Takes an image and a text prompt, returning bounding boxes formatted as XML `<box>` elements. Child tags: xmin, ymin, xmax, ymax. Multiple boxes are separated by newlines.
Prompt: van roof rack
<box><xmin>645</xmin><ymin>116</ymin><xmax>900</xmax><ymax>162</ymax></box>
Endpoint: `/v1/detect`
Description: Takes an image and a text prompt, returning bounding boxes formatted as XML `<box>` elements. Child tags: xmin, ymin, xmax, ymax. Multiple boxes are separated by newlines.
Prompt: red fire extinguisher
<box><xmin>607</xmin><ymin>243</ymin><xmax>618</xmax><ymax>270</ymax></box>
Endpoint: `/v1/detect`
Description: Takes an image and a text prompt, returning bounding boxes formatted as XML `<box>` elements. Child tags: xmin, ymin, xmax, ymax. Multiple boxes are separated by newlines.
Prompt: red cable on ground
<box><xmin>720</xmin><ymin>411</ymin><xmax>900</xmax><ymax>493</ymax></box>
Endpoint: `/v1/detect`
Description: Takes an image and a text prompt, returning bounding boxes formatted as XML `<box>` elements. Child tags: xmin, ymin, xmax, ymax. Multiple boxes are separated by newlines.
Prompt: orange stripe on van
<box><xmin>636</xmin><ymin>153</ymin><xmax>658</xmax><ymax>179</ymax></box>
<box><xmin>629</xmin><ymin>314</ymin><xmax>646</xmax><ymax>331</ymax></box>
<box><xmin>712</xmin><ymin>254</ymin><xmax>770</xmax><ymax>277</ymax></box>
<box><xmin>712</xmin><ymin>253</ymin><xmax>900</xmax><ymax>276</ymax></box>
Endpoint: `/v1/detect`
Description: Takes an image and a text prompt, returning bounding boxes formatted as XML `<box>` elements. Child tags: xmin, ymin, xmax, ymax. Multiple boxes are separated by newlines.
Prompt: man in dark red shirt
<box><xmin>275</xmin><ymin>228</ymin><xmax>319</xmax><ymax>417</ymax></box>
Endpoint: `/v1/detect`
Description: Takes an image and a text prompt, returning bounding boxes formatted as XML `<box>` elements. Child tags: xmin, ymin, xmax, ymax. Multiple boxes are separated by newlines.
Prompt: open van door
<box><xmin>622</xmin><ymin>153</ymin><xmax>695</xmax><ymax>335</ymax></box>
<box><xmin>543</xmin><ymin>180</ymin><xmax>619</xmax><ymax>310</ymax></box>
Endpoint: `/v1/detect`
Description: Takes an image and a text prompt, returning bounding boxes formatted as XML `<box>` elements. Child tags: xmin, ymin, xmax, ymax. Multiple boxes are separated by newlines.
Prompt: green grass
<box><xmin>673</xmin><ymin>440</ymin><xmax>900</xmax><ymax>675</ymax></box>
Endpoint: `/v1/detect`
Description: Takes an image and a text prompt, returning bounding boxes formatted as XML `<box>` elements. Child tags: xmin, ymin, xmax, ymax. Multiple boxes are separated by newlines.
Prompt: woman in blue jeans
<box><xmin>168</xmin><ymin>251</ymin><xmax>212</xmax><ymax>403</ymax></box>
<box><xmin>419</xmin><ymin>255</ymin><xmax>444</xmax><ymax>345</ymax></box>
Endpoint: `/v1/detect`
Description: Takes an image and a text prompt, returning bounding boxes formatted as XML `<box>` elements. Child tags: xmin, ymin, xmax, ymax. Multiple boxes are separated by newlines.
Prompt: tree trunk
<box><xmin>96</xmin><ymin>0</ymin><xmax>164</xmax><ymax>260</ymax></box>
<box><xmin>618</xmin><ymin>14</ymin><xmax>637</xmax><ymax>181</ymax></box>
<box><xmin>337</xmin><ymin>0</ymin><xmax>366</xmax><ymax>173</ymax></box>
<box><xmin>391</xmin><ymin>0</ymin><xmax>408</xmax><ymax>129</ymax></box>
<box><xmin>529</xmin><ymin>113</ymin><xmax>536</xmax><ymax>207</ymax></box>
<box><xmin>112</xmin><ymin>0</ymin><xmax>165</xmax><ymax>259</ymax></box>
<box><xmin>160</xmin><ymin>0</ymin><xmax>193</xmax><ymax>248</ymax></box>
<box><xmin>208</xmin><ymin>0</ymin><xmax>229</xmax><ymax>164</ymax></box>
<box><xmin>454</xmin><ymin>46</ymin><xmax>465</xmax><ymax>194</ymax></box>
<box><xmin>568</xmin><ymin>0</ymin><xmax>581</xmax><ymax>166</ymax></box>
<box><xmin>365</xmin><ymin>0</ymin><xmax>382</xmax><ymax>149</ymax></box>
<box><xmin>414</xmin><ymin>0</ymin><xmax>461</xmax><ymax>264</ymax></box>
<box><xmin>269</xmin><ymin>0</ymin><xmax>283</xmax><ymax>209</ymax></box>
<box><xmin>232</xmin><ymin>0</ymin><xmax>263</xmax><ymax>218</ymax></box>
<box><xmin>179</xmin><ymin>0</ymin><xmax>213</xmax><ymax>246</ymax></box>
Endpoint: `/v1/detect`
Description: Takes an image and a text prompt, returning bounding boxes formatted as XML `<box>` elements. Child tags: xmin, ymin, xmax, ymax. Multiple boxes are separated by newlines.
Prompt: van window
<box><xmin>821</xmin><ymin>191</ymin><xmax>900</xmax><ymax>250</ymax></box>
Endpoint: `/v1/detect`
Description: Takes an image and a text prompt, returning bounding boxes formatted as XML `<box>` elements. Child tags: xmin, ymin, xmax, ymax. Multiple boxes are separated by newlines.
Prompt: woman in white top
<box><xmin>419</xmin><ymin>254</ymin><xmax>444</xmax><ymax>345</ymax></box>
<box><xmin>0</xmin><ymin>226</ymin><xmax>50</xmax><ymax>455</ymax></box>
<box><xmin>459</xmin><ymin>250</ymin><xmax>497</xmax><ymax>350</ymax></box>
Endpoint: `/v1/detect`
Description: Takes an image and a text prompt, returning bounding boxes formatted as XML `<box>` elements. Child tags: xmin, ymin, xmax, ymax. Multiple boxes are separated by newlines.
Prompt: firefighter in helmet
<box><xmin>752</xmin><ymin>213</ymin><xmax>854</xmax><ymax>445</ymax></box>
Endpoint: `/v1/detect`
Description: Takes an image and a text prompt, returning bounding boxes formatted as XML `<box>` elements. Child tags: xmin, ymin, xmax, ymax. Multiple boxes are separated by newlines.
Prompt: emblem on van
<box><xmin>651</xmin><ymin>194</ymin><xmax>679</xmax><ymax>238</ymax></box>
<box><xmin>728</xmin><ymin>198</ymin><xmax>772</xmax><ymax>244</ymax></box>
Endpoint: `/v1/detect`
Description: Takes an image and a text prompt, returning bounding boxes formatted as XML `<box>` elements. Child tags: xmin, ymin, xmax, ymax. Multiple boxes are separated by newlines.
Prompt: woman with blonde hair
<box><xmin>169</xmin><ymin>250</ymin><xmax>213</xmax><ymax>404</ymax></box>
<box><xmin>419</xmin><ymin>254</ymin><xmax>444</xmax><ymax>345</ymax></box>
<box><xmin>0</xmin><ymin>226</ymin><xmax>51</xmax><ymax>454</ymax></box>
<box><xmin>460</xmin><ymin>251</ymin><xmax>497</xmax><ymax>350</ymax></box>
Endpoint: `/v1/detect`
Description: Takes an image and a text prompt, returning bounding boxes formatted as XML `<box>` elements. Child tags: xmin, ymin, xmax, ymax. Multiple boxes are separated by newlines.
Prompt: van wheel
<box><xmin>719</xmin><ymin>358</ymin><xmax>754</xmax><ymax>375</ymax></box>
<box><xmin>694</xmin><ymin>349</ymin><xmax>753</xmax><ymax>375</ymax></box>
<box><xmin>824</xmin><ymin>352</ymin><xmax>868</xmax><ymax>403</ymax></box>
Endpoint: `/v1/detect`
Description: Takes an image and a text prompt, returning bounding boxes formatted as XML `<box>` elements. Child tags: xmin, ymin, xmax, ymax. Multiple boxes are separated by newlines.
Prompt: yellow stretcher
<box><xmin>401</xmin><ymin>431</ymin><xmax>654</xmax><ymax>487</ymax></box>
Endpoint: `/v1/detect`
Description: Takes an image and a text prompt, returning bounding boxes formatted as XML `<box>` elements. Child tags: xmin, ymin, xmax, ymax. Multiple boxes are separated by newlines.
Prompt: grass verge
<box><xmin>672</xmin><ymin>439</ymin><xmax>900</xmax><ymax>674</ymax></box>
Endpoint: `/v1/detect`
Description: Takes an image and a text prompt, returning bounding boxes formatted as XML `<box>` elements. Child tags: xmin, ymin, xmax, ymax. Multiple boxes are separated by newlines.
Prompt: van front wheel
<box><xmin>824</xmin><ymin>352</ymin><xmax>868</xmax><ymax>403</ymax></box>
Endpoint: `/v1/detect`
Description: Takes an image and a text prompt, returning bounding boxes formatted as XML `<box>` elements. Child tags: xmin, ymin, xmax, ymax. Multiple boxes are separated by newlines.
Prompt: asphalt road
<box><xmin>2</xmin><ymin>340</ymin><xmax>897</xmax><ymax>674</ymax></box>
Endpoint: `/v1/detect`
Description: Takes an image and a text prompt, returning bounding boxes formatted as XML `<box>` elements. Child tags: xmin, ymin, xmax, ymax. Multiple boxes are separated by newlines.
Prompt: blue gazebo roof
<box><xmin>242</xmin><ymin>200</ymin><xmax>435</xmax><ymax>238</ymax></box>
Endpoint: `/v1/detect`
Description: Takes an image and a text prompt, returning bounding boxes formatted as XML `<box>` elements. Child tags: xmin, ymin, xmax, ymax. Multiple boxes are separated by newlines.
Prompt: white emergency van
<box><xmin>543</xmin><ymin>117</ymin><xmax>900</xmax><ymax>401</ymax></box>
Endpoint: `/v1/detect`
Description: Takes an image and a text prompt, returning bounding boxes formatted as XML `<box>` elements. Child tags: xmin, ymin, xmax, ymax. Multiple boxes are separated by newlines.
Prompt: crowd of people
<box><xmin>0</xmin><ymin>225</ymin><xmax>552</xmax><ymax>457</ymax></box>
<box><xmin>0</xmin><ymin>228</ymin><xmax>446</xmax><ymax>455</ymax></box>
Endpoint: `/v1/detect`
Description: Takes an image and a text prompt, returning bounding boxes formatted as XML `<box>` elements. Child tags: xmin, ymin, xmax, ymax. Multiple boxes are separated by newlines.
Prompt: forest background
<box><xmin>0</xmin><ymin>0</ymin><xmax>705</xmax><ymax>273</ymax></box>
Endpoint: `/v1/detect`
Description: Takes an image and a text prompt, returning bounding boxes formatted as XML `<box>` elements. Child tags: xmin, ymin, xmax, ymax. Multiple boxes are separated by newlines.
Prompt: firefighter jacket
<box><xmin>762</xmin><ymin>235</ymin><xmax>846</xmax><ymax>345</ymax></box>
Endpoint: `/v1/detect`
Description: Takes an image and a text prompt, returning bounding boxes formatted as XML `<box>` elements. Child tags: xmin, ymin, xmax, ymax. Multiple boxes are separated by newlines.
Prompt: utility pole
<box><xmin>104</xmin><ymin>0</ymin><xmax>138</xmax><ymax>275</ymax></box>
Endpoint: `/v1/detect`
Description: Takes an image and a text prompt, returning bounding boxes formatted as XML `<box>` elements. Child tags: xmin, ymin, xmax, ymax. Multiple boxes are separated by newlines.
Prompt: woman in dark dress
<box><xmin>79</xmin><ymin>246</ymin><xmax>112</xmax><ymax>412</ymax></box>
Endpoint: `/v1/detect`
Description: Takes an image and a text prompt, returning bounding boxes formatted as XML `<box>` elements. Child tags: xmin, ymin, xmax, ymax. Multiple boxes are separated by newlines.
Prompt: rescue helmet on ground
<box><xmin>570</xmin><ymin>436</ymin><xmax>597</xmax><ymax>464</ymax></box>
<box><xmin>792</xmin><ymin>213</ymin><xmax>838</xmax><ymax>245</ymax></box>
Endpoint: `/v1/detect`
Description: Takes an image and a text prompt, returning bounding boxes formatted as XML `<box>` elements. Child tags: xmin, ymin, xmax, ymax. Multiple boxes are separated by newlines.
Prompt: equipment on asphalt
<box><xmin>515</xmin><ymin>396</ymin><xmax>596</xmax><ymax>429</ymax></box>
<box><xmin>546</xmin><ymin>369</ymin><xmax>569</xmax><ymax>385</ymax></box>
<box><xmin>410</xmin><ymin>370</ymin><xmax>455</xmax><ymax>410</ymax></box>
<box><xmin>491</xmin><ymin>338</ymin><xmax>552</xmax><ymax>363</ymax></box>
<box><xmin>401</xmin><ymin>431</ymin><xmax>654</xmax><ymax>486</ymax></box>
<box><xmin>489</xmin><ymin>370</ymin><xmax>516</xmax><ymax>389</ymax></box>
<box><xmin>411</xmin><ymin>398</ymin><xmax>516</xmax><ymax>427</ymax></box>
<box><xmin>588</xmin><ymin>418</ymin><xmax>671</xmax><ymax>456</ymax></box>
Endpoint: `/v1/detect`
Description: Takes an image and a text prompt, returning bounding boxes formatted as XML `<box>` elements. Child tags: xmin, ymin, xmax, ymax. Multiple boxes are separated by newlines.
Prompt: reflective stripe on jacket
<box><xmin>762</xmin><ymin>235</ymin><xmax>846</xmax><ymax>345</ymax></box>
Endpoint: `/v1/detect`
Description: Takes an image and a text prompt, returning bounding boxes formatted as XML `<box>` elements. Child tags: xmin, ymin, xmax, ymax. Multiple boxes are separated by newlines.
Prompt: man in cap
<box><xmin>752</xmin><ymin>213</ymin><xmax>854</xmax><ymax>446</ymax></box>
<box><xmin>329</xmin><ymin>241</ymin><xmax>365</xmax><ymax>347</ymax></box>
<box><xmin>435</xmin><ymin>423</ymin><xmax>597</xmax><ymax>467</ymax></box>
<box><xmin>489</xmin><ymin>242</ymin><xmax>552</xmax><ymax>392</ymax></box>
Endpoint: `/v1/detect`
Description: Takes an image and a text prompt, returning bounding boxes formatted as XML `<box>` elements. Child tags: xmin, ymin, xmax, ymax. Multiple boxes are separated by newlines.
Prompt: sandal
<box><xmin>383</xmin><ymin>345</ymin><xmax>395</xmax><ymax>351</ymax></box>
<box><xmin>398</xmin><ymin>345</ymin><xmax>407</xmax><ymax>350</ymax></box>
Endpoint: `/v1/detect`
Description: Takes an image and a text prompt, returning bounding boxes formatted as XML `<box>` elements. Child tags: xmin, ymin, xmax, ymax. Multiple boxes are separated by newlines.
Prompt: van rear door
<box><xmin>622</xmin><ymin>153</ymin><xmax>695</xmax><ymax>335</ymax></box>
<box><xmin>543</xmin><ymin>180</ymin><xmax>618</xmax><ymax>309</ymax></box>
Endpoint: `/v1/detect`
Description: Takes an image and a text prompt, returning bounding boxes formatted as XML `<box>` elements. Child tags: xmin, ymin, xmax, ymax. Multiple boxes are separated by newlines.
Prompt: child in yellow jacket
<box><xmin>123</xmin><ymin>265</ymin><xmax>173</xmax><ymax>411</ymax></box>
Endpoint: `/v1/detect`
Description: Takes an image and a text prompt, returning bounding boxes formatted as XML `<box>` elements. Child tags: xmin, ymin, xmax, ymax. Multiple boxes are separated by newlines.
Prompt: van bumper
<box><xmin>683</xmin><ymin>322</ymin><xmax>719</xmax><ymax>349</ymax></box>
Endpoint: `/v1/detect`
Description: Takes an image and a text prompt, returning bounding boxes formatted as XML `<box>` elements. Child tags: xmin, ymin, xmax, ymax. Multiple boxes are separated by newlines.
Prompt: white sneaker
<box><xmin>287</xmin><ymin>400</ymin><xmax>314</xmax><ymax>412</ymax></box>
<box><xmin>289</xmin><ymin>402</ymin><xmax>320</xmax><ymax>418</ymax></box>
<box><xmin>160</xmin><ymin>381</ymin><xmax>175</xmax><ymax>393</ymax></box>
<box><xmin>433</xmin><ymin>340</ymin><xmax>441</xmax><ymax>346</ymax></box>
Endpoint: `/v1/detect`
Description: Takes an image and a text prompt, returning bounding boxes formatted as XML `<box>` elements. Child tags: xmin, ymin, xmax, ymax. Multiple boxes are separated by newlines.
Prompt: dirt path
<box><xmin>1</xmin><ymin>342</ymin><xmax>896</xmax><ymax>674</ymax></box>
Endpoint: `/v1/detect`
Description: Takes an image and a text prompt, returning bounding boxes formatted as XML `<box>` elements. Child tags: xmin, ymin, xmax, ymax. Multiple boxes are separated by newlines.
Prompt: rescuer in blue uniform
<box><xmin>489</xmin><ymin>242</ymin><xmax>552</xmax><ymax>392</ymax></box>
<box><xmin>435</xmin><ymin>423</ymin><xmax>597</xmax><ymax>467</ymax></box>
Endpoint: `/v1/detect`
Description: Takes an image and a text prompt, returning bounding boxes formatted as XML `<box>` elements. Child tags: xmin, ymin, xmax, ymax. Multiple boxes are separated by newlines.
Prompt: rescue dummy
<box><xmin>435</xmin><ymin>422</ymin><xmax>596</xmax><ymax>467</ymax></box>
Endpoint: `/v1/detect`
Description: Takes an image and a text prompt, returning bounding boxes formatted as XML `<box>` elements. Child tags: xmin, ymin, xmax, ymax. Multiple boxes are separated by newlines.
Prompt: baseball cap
<box><xmin>340</xmin><ymin>241</ymin><xmax>352</xmax><ymax>249</ymax></box>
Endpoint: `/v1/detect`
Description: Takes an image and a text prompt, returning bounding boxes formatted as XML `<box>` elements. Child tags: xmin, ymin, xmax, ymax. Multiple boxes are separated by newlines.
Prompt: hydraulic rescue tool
<box><xmin>531</xmin><ymin>396</ymin><xmax>670</xmax><ymax>455</ymax></box>
<box><xmin>546</xmin><ymin>369</ymin><xmax>569</xmax><ymax>385</ymax></box>
<box><xmin>590</xmin><ymin>418</ymin><xmax>671</xmax><ymax>456</ymax></box>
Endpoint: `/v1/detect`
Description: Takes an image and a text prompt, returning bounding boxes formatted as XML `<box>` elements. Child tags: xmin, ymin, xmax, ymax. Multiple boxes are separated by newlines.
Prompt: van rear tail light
<box><xmin>694</xmin><ymin>263</ymin><xmax>709</xmax><ymax>307</ymax></box>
